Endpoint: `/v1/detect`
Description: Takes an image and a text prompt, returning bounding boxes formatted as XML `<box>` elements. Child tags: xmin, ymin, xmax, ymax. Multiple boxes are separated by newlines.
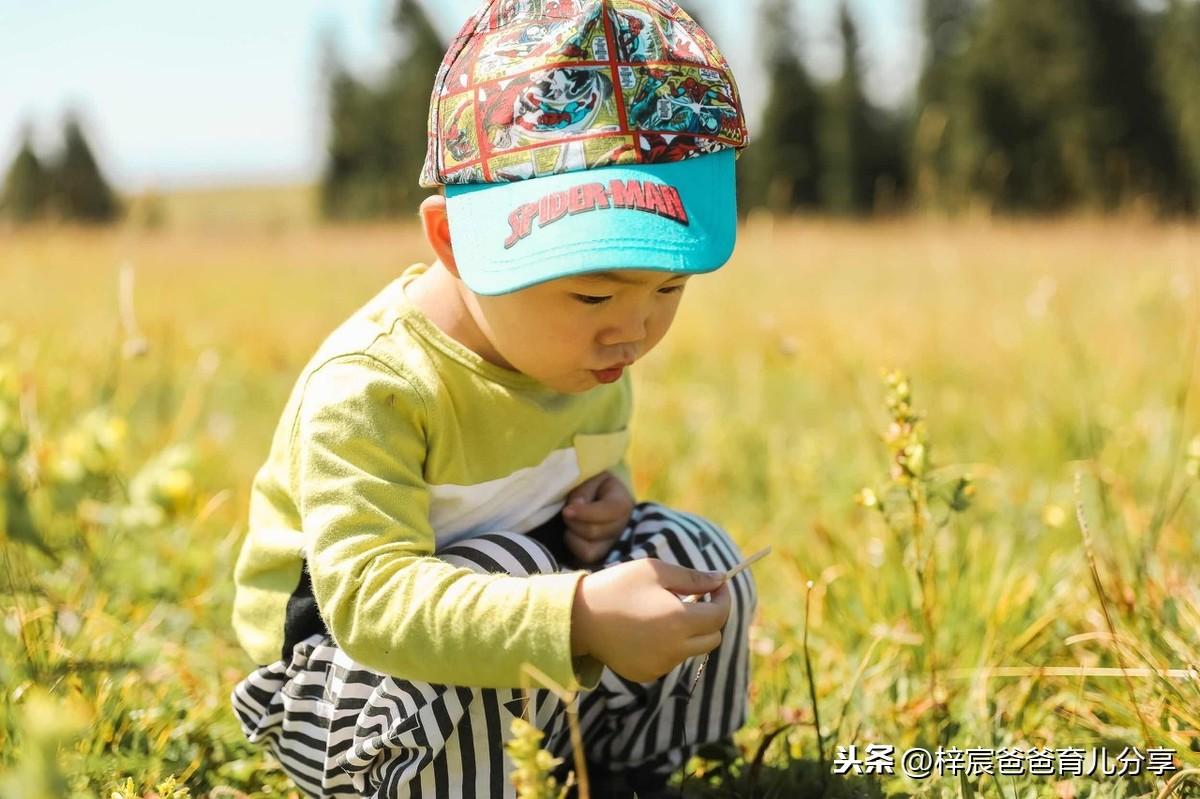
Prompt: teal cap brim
<box><xmin>444</xmin><ymin>149</ymin><xmax>737</xmax><ymax>296</ymax></box>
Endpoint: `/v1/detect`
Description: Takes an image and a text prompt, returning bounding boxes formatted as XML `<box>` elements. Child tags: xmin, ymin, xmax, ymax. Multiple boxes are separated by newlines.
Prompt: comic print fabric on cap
<box><xmin>420</xmin><ymin>0</ymin><xmax>749</xmax><ymax>188</ymax></box>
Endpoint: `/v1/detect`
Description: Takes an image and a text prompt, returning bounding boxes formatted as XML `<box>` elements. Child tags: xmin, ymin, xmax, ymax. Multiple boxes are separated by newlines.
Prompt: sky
<box><xmin>0</xmin><ymin>0</ymin><xmax>922</xmax><ymax>192</ymax></box>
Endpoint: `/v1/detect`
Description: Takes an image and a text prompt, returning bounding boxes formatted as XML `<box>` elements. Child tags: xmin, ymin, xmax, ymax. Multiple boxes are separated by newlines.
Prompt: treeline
<box><xmin>322</xmin><ymin>0</ymin><xmax>1200</xmax><ymax>219</ymax></box>
<box><xmin>320</xmin><ymin>0</ymin><xmax>445</xmax><ymax>220</ymax></box>
<box><xmin>5</xmin><ymin>0</ymin><xmax>1197</xmax><ymax>226</ymax></box>
<box><xmin>0</xmin><ymin>115</ymin><xmax>121</xmax><ymax>224</ymax></box>
<box><xmin>909</xmin><ymin>0</ymin><xmax>1200</xmax><ymax>214</ymax></box>
<box><xmin>738</xmin><ymin>0</ymin><xmax>911</xmax><ymax>215</ymax></box>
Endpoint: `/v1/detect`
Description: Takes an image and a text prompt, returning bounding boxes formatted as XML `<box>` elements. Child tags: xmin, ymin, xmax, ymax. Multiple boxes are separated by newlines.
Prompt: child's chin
<box><xmin>542</xmin><ymin>374</ymin><xmax>598</xmax><ymax>394</ymax></box>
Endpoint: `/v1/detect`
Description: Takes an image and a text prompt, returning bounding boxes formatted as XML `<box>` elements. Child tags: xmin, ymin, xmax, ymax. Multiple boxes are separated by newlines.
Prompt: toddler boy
<box><xmin>230</xmin><ymin>1</ymin><xmax>756</xmax><ymax>796</ymax></box>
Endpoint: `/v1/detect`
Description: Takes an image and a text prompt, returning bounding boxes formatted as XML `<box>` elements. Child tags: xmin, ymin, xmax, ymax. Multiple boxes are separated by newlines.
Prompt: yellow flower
<box><xmin>158</xmin><ymin>468</ymin><xmax>195</xmax><ymax>511</ymax></box>
<box><xmin>904</xmin><ymin>442</ymin><xmax>926</xmax><ymax>476</ymax></box>
<box><xmin>1042</xmin><ymin>504</ymin><xmax>1067</xmax><ymax>529</ymax></box>
<box><xmin>855</xmin><ymin>487</ymin><xmax>879</xmax><ymax>508</ymax></box>
<box><xmin>506</xmin><ymin>717</ymin><xmax>564</xmax><ymax>799</ymax></box>
<box><xmin>1187</xmin><ymin>436</ymin><xmax>1200</xmax><ymax>479</ymax></box>
<box><xmin>99</xmin><ymin>417</ymin><xmax>128</xmax><ymax>451</ymax></box>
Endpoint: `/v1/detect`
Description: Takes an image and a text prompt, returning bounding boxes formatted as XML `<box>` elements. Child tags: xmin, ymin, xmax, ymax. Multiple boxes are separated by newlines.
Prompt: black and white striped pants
<box><xmin>230</xmin><ymin>502</ymin><xmax>757</xmax><ymax>798</ymax></box>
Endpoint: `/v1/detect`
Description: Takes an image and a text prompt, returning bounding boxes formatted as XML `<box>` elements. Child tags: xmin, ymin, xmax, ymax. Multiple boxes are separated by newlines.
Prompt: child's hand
<box><xmin>562</xmin><ymin>471</ymin><xmax>635</xmax><ymax>565</ymax></box>
<box><xmin>570</xmin><ymin>559</ymin><xmax>731</xmax><ymax>683</ymax></box>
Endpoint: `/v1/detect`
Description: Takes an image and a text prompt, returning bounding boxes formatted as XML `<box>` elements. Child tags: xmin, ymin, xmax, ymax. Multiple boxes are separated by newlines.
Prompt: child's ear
<box><xmin>419</xmin><ymin>194</ymin><xmax>460</xmax><ymax>277</ymax></box>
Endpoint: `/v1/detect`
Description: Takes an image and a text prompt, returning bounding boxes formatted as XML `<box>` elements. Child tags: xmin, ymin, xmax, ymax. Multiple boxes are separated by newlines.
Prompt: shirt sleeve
<box><xmin>610</xmin><ymin>457</ymin><xmax>635</xmax><ymax>500</ymax></box>
<box><xmin>291</xmin><ymin>354</ymin><xmax>592</xmax><ymax>690</ymax></box>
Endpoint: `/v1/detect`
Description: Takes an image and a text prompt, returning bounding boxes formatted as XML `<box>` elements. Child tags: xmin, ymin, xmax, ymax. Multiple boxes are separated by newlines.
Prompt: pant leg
<box><xmin>552</xmin><ymin>501</ymin><xmax>758</xmax><ymax>786</ymax></box>
<box><xmin>231</xmin><ymin>532</ymin><xmax>571</xmax><ymax>799</ymax></box>
<box><xmin>232</xmin><ymin>633</ymin><xmax>360</xmax><ymax>797</ymax></box>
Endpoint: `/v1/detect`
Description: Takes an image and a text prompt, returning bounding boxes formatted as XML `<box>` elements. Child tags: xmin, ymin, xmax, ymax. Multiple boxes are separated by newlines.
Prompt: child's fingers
<box><xmin>565</xmin><ymin>522</ymin><xmax>620</xmax><ymax>545</ymax></box>
<box><xmin>683</xmin><ymin>630</ymin><xmax>723</xmax><ymax>658</ymax></box>
<box><xmin>680</xmin><ymin>586</ymin><xmax>731</xmax><ymax>633</ymax></box>
<box><xmin>679</xmin><ymin>548</ymin><xmax>771</xmax><ymax>603</ymax></box>
<box><xmin>564</xmin><ymin>532</ymin><xmax>614</xmax><ymax>565</ymax></box>
<box><xmin>595</xmin><ymin>472</ymin><xmax>632</xmax><ymax>501</ymax></box>
<box><xmin>681</xmin><ymin>575</ymin><xmax>734</xmax><ymax>599</ymax></box>
<box><xmin>565</xmin><ymin>473</ymin><xmax>607</xmax><ymax>505</ymax></box>
<box><xmin>651</xmin><ymin>561</ymin><xmax>726</xmax><ymax>594</ymax></box>
<box><xmin>563</xmin><ymin>496</ymin><xmax>625</xmax><ymax>523</ymax></box>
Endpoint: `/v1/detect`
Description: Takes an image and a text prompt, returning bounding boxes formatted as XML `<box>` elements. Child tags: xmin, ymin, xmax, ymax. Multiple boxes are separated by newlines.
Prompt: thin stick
<box><xmin>681</xmin><ymin>546</ymin><xmax>772</xmax><ymax>603</ymax></box>
<box><xmin>725</xmin><ymin>545</ymin><xmax>772</xmax><ymax>581</ymax></box>
<box><xmin>681</xmin><ymin>546</ymin><xmax>775</xmax><ymax>730</ymax></box>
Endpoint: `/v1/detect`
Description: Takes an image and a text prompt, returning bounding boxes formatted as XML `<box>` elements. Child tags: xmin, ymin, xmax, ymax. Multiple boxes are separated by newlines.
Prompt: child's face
<box><xmin>468</xmin><ymin>269</ymin><xmax>690</xmax><ymax>393</ymax></box>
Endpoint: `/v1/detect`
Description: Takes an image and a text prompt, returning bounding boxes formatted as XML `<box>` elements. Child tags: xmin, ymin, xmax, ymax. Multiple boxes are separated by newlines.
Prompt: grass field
<box><xmin>2</xmin><ymin>206</ymin><xmax>1199</xmax><ymax>797</ymax></box>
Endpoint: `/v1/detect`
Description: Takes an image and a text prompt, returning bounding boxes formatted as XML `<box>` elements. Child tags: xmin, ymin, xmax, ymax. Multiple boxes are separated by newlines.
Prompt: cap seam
<box><xmin>427</xmin><ymin>1</ymin><xmax>498</xmax><ymax>186</ymax></box>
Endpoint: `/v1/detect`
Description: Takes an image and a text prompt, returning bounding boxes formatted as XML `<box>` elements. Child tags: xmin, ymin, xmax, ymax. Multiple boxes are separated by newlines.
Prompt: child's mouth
<box><xmin>591</xmin><ymin>367</ymin><xmax>624</xmax><ymax>383</ymax></box>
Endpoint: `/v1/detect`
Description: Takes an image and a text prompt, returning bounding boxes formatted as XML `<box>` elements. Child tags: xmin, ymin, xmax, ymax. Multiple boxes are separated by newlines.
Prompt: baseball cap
<box><xmin>420</xmin><ymin>0</ymin><xmax>749</xmax><ymax>296</ymax></box>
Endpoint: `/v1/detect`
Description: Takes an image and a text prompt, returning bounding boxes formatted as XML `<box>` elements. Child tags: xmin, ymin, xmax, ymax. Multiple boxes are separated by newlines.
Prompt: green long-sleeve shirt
<box><xmin>231</xmin><ymin>262</ymin><xmax>632</xmax><ymax>690</ymax></box>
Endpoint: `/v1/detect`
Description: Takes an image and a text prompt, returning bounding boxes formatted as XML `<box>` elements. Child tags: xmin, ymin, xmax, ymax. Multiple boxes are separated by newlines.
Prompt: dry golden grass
<box><xmin>2</xmin><ymin>212</ymin><xmax>1199</xmax><ymax>796</ymax></box>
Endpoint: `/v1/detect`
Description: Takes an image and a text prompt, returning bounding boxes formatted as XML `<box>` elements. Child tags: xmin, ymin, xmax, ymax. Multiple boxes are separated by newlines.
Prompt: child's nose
<box><xmin>598</xmin><ymin>313</ymin><xmax>647</xmax><ymax>348</ymax></box>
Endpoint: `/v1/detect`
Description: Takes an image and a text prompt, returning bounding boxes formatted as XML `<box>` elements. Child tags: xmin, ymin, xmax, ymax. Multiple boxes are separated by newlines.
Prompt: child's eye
<box><xmin>658</xmin><ymin>285</ymin><xmax>685</xmax><ymax>295</ymax></box>
<box><xmin>572</xmin><ymin>294</ymin><xmax>612</xmax><ymax>305</ymax></box>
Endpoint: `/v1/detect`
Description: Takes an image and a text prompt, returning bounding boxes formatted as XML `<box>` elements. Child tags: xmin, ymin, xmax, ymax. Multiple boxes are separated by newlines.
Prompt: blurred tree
<box><xmin>1157</xmin><ymin>0</ymin><xmax>1200</xmax><ymax>204</ymax></box>
<box><xmin>1075</xmin><ymin>0</ymin><xmax>1190</xmax><ymax>211</ymax></box>
<box><xmin>958</xmin><ymin>0</ymin><xmax>1189</xmax><ymax>212</ymax></box>
<box><xmin>53</xmin><ymin>114</ymin><xmax>122</xmax><ymax>223</ymax></box>
<box><xmin>320</xmin><ymin>0</ymin><xmax>444</xmax><ymax>219</ymax></box>
<box><xmin>913</xmin><ymin>0</ymin><xmax>979</xmax><ymax>212</ymax></box>
<box><xmin>319</xmin><ymin>37</ymin><xmax>376</xmax><ymax>220</ymax></box>
<box><xmin>379</xmin><ymin>0</ymin><xmax>445</xmax><ymax>209</ymax></box>
<box><xmin>738</xmin><ymin>0</ymin><xmax>824</xmax><ymax>214</ymax></box>
<box><xmin>863</xmin><ymin>101</ymin><xmax>912</xmax><ymax>215</ymax></box>
<box><xmin>819</xmin><ymin>3</ymin><xmax>874</xmax><ymax>214</ymax></box>
<box><xmin>1</xmin><ymin>125</ymin><xmax>51</xmax><ymax>223</ymax></box>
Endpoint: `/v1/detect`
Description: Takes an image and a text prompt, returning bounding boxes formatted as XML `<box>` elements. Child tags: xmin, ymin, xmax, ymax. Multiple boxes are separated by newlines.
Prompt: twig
<box><xmin>681</xmin><ymin>546</ymin><xmax>774</xmax><ymax>726</ymax></box>
<box><xmin>681</xmin><ymin>545</ymin><xmax>772</xmax><ymax>603</ymax></box>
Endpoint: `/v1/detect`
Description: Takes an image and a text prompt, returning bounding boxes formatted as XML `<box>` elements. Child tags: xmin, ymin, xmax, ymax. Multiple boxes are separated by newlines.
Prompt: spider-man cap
<box><xmin>420</xmin><ymin>0</ymin><xmax>748</xmax><ymax>296</ymax></box>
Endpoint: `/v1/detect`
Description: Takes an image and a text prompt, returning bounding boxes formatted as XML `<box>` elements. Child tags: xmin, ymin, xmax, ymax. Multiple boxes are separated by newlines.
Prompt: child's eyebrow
<box><xmin>576</xmin><ymin>271</ymin><xmax>690</xmax><ymax>287</ymax></box>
